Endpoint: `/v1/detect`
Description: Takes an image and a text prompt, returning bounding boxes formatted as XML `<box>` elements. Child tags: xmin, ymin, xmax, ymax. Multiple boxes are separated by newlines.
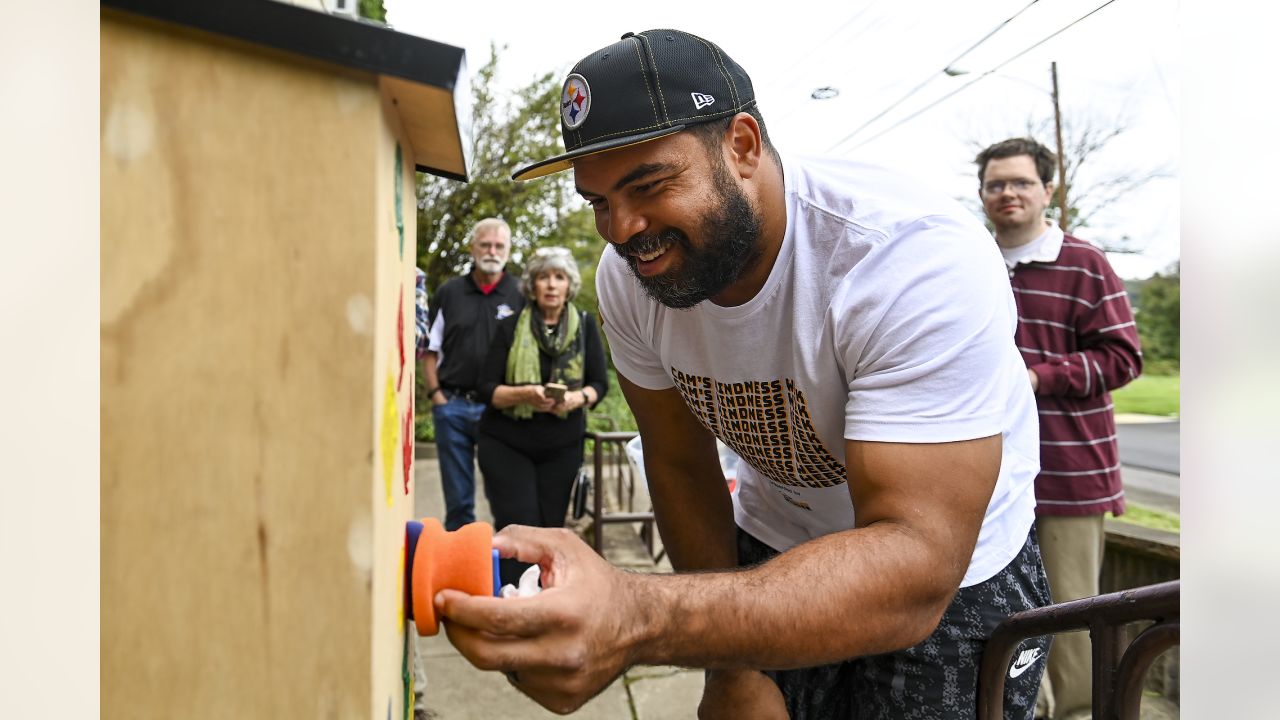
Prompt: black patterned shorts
<box><xmin>735</xmin><ymin>526</ymin><xmax>1052</xmax><ymax>719</ymax></box>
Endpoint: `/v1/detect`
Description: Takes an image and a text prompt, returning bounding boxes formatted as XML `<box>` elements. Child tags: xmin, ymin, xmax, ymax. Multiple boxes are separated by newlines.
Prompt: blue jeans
<box><xmin>431</xmin><ymin>395</ymin><xmax>485</xmax><ymax>531</ymax></box>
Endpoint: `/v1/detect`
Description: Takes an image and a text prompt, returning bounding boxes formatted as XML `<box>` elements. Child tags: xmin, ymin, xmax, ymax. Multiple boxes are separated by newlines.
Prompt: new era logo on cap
<box><xmin>512</xmin><ymin>29</ymin><xmax>757</xmax><ymax>181</ymax></box>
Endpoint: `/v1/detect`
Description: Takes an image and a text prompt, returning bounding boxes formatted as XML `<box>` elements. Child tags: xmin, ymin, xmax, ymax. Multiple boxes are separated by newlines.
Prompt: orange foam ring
<box><xmin>412</xmin><ymin>518</ymin><xmax>495</xmax><ymax>636</ymax></box>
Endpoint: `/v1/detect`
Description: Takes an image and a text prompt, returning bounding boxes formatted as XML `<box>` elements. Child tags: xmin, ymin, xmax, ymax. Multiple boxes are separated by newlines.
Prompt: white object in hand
<box><xmin>499</xmin><ymin>564</ymin><xmax>542</xmax><ymax>598</ymax></box>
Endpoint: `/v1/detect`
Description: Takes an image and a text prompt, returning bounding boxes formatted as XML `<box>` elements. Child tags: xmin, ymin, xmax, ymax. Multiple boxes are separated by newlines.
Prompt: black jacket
<box><xmin>426</xmin><ymin>270</ymin><xmax>525</xmax><ymax>392</ymax></box>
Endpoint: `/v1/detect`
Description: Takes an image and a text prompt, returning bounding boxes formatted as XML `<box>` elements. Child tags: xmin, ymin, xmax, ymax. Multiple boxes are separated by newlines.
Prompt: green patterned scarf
<box><xmin>504</xmin><ymin>303</ymin><xmax>584</xmax><ymax>419</ymax></box>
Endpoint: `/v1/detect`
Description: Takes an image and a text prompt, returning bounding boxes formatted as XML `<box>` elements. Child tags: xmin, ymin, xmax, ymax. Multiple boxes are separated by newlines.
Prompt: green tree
<box><xmin>1031</xmin><ymin>113</ymin><xmax>1173</xmax><ymax>252</ymax></box>
<box><xmin>357</xmin><ymin>0</ymin><xmax>386</xmax><ymax>22</ymax></box>
<box><xmin>1136</xmin><ymin>261</ymin><xmax>1179</xmax><ymax>374</ymax></box>
<box><xmin>415</xmin><ymin>45</ymin><xmax>599</xmax><ymax>301</ymax></box>
<box><xmin>963</xmin><ymin>111</ymin><xmax>1173</xmax><ymax>254</ymax></box>
<box><xmin>414</xmin><ymin>47</ymin><xmax>626</xmax><ymax>439</ymax></box>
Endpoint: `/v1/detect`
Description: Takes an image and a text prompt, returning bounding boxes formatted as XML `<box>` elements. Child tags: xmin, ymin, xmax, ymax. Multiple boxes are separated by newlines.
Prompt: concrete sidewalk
<box><xmin>411</xmin><ymin>449</ymin><xmax>703</xmax><ymax>719</ymax></box>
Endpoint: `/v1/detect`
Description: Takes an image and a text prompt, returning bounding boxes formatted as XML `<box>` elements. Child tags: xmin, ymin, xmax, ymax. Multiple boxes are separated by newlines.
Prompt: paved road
<box><xmin>1115</xmin><ymin>419</ymin><xmax>1179</xmax><ymax>514</ymax></box>
<box><xmin>1120</xmin><ymin>466</ymin><xmax>1179</xmax><ymax>514</ymax></box>
<box><xmin>1117</xmin><ymin>421</ymin><xmax>1179</xmax><ymax>475</ymax></box>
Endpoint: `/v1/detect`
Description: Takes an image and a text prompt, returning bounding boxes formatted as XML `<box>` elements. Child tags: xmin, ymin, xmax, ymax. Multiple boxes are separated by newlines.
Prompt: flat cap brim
<box><xmin>511</xmin><ymin>124</ymin><xmax>689</xmax><ymax>181</ymax></box>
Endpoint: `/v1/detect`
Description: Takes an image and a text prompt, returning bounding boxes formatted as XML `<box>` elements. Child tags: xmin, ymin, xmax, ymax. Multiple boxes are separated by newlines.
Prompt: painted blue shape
<box><xmin>492</xmin><ymin>548</ymin><xmax>502</xmax><ymax>597</ymax></box>
<box><xmin>404</xmin><ymin>520</ymin><xmax>423</xmax><ymax>619</ymax></box>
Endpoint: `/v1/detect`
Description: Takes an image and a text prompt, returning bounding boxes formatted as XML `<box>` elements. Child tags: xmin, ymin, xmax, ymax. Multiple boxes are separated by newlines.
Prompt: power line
<box><xmin>753</xmin><ymin>5</ymin><xmax>900</xmax><ymax>131</ymax></box>
<box><xmin>827</xmin><ymin>0</ymin><xmax>1042</xmax><ymax>154</ymax></box>
<box><xmin>753</xmin><ymin>0</ymin><xmax>889</xmax><ymax>97</ymax></box>
<box><xmin>834</xmin><ymin>0</ymin><xmax>1120</xmax><ymax>154</ymax></box>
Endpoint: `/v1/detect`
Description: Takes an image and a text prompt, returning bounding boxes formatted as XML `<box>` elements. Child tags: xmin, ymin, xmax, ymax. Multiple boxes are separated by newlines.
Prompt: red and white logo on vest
<box><xmin>561</xmin><ymin>74</ymin><xmax>591</xmax><ymax>130</ymax></box>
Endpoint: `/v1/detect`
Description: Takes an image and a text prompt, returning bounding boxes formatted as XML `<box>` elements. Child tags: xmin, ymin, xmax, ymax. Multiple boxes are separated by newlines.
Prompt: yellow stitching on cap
<box><xmin>664</xmin><ymin>106</ymin><xmax>752</xmax><ymax>124</ymax></box>
<box><xmin>570</xmin><ymin>105</ymin><xmax>750</xmax><ymax>145</ymax></box>
<box><xmin>574</xmin><ymin>121</ymin><xmax>675</xmax><ymax>142</ymax></box>
<box><xmin>636</xmin><ymin>33</ymin><xmax>670</xmax><ymax>123</ymax></box>
<box><xmin>692</xmin><ymin>36</ymin><xmax>740</xmax><ymax>108</ymax></box>
<box><xmin>628</xmin><ymin>38</ymin><xmax>662</xmax><ymax>129</ymax></box>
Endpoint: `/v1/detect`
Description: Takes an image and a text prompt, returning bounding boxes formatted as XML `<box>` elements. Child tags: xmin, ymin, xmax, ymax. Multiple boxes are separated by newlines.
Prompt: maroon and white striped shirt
<box><xmin>1002</xmin><ymin>226</ymin><xmax>1142</xmax><ymax>517</ymax></box>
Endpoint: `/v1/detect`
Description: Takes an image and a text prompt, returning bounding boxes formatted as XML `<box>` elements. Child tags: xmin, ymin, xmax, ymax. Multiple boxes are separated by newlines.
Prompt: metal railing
<box><xmin>978</xmin><ymin>580</ymin><xmax>1180</xmax><ymax>720</ymax></box>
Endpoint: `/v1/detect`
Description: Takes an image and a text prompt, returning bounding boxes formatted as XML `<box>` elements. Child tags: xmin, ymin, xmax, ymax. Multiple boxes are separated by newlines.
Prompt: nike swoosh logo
<box><xmin>1008</xmin><ymin>649</ymin><xmax>1044</xmax><ymax>678</ymax></box>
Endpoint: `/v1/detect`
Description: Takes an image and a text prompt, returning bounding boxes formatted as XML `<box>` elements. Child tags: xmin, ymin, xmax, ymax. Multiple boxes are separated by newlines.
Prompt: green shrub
<box><xmin>587</xmin><ymin>369</ymin><xmax>637</xmax><ymax>434</ymax></box>
<box><xmin>414</xmin><ymin>366</ymin><xmax>434</xmax><ymax>442</ymax></box>
<box><xmin>415</xmin><ymin>409</ymin><xmax>434</xmax><ymax>442</ymax></box>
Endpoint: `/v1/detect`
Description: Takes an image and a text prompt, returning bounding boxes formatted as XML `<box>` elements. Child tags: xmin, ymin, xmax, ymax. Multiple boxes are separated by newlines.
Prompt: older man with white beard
<box><xmin>422</xmin><ymin>217</ymin><xmax>525</xmax><ymax>530</ymax></box>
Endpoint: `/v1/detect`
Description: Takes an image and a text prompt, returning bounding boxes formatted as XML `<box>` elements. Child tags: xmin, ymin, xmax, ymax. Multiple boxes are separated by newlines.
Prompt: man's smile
<box><xmin>633</xmin><ymin>241</ymin><xmax>679</xmax><ymax>277</ymax></box>
<box><xmin>635</xmin><ymin>242</ymin><xmax>671</xmax><ymax>263</ymax></box>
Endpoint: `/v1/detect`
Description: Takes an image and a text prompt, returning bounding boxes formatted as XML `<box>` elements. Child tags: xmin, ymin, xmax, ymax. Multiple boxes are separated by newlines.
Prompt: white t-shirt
<box><xmin>597</xmin><ymin>155</ymin><xmax>1040</xmax><ymax>587</ymax></box>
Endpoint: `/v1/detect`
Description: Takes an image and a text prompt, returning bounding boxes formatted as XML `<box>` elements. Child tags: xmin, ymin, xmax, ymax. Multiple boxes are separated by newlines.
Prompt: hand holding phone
<box><xmin>544</xmin><ymin>383</ymin><xmax>568</xmax><ymax>402</ymax></box>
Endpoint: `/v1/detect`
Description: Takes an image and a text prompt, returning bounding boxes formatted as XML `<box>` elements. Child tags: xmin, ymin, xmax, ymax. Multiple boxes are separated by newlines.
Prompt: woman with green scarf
<box><xmin>477</xmin><ymin>247</ymin><xmax>608</xmax><ymax>584</ymax></box>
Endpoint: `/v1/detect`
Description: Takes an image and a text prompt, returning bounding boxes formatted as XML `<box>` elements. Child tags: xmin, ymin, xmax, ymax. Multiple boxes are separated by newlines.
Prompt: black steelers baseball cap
<box><xmin>511</xmin><ymin>29</ymin><xmax>756</xmax><ymax>181</ymax></box>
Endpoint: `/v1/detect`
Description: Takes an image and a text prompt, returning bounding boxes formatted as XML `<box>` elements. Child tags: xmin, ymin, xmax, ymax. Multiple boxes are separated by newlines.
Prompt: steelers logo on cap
<box><xmin>561</xmin><ymin>73</ymin><xmax>591</xmax><ymax>130</ymax></box>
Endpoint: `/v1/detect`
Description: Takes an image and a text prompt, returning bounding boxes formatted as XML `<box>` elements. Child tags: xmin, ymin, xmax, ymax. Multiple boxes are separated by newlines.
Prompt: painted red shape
<box><xmin>402</xmin><ymin>395</ymin><xmax>414</xmax><ymax>495</ymax></box>
<box><xmin>396</xmin><ymin>283</ymin><xmax>406</xmax><ymax>391</ymax></box>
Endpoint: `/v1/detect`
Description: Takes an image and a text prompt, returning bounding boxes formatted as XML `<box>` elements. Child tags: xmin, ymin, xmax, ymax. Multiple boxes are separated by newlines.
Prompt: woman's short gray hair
<box><xmin>520</xmin><ymin>246</ymin><xmax>582</xmax><ymax>302</ymax></box>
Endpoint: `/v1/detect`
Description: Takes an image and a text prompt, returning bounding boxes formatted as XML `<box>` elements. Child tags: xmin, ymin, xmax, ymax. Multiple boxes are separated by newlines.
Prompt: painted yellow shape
<box><xmin>381</xmin><ymin>373</ymin><xmax>399</xmax><ymax>507</ymax></box>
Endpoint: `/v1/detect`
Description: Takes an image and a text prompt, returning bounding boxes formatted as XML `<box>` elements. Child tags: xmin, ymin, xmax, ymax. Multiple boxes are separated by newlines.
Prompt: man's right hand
<box><xmin>430</xmin><ymin>389</ymin><xmax>447</xmax><ymax>407</ymax></box>
<box><xmin>435</xmin><ymin>525</ymin><xmax>646</xmax><ymax>715</ymax></box>
<box><xmin>699</xmin><ymin>669</ymin><xmax>788</xmax><ymax>719</ymax></box>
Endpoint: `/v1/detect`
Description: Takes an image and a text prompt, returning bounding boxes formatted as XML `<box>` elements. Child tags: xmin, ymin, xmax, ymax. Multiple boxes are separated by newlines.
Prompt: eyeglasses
<box><xmin>981</xmin><ymin>178</ymin><xmax>1042</xmax><ymax>196</ymax></box>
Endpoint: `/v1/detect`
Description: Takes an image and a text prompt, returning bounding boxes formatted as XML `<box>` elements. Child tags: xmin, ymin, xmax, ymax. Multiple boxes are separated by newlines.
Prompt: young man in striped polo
<box><xmin>977</xmin><ymin>137</ymin><xmax>1144</xmax><ymax>719</ymax></box>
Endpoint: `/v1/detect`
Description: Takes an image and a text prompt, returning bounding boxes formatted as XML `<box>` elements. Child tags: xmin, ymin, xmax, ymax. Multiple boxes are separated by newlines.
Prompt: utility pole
<box><xmin>1050</xmin><ymin>62</ymin><xmax>1069</xmax><ymax>231</ymax></box>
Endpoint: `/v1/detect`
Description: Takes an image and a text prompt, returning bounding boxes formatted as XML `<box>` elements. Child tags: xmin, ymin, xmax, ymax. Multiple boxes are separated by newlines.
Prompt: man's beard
<box><xmin>613</xmin><ymin>164</ymin><xmax>764</xmax><ymax>309</ymax></box>
<box><xmin>475</xmin><ymin>257</ymin><xmax>505</xmax><ymax>274</ymax></box>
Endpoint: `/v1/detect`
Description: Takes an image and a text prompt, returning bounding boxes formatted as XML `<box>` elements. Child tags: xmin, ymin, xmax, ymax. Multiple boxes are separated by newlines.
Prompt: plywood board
<box><xmin>103</xmin><ymin>14</ymin><xmax>417</xmax><ymax>718</ymax></box>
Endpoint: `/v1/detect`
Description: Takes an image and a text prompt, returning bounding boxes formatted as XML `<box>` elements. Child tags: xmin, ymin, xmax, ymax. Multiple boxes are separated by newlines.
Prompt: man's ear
<box><xmin>725</xmin><ymin>112</ymin><xmax>763</xmax><ymax>180</ymax></box>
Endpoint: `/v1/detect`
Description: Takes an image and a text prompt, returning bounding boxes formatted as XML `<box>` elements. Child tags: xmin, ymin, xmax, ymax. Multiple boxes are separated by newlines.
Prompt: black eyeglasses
<box><xmin>981</xmin><ymin>179</ymin><xmax>1041</xmax><ymax>196</ymax></box>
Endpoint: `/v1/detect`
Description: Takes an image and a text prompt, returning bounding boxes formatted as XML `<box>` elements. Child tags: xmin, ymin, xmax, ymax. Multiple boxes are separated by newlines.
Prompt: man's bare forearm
<box><xmin>628</xmin><ymin>521</ymin><xmax>958</xmax><ymax>671</ymax></box>
<box><xmin>614</xmin><ymin>377</ymin><xmax>978</xmax><ymax>672</ymax></box>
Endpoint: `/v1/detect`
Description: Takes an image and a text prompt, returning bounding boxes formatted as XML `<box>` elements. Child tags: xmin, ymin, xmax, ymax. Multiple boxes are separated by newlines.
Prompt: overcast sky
<box><xmin>384</xmin><ymin>0</ymin><xmax>1179</xmax><ymax>279</ymax></box>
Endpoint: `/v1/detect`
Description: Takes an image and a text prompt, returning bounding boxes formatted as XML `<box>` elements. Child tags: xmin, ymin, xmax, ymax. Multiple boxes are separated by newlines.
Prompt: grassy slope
<box><xmin>1112</xmin><ymin>374</ymin><xmax>1180</xmax><ymax>417</ymax></box>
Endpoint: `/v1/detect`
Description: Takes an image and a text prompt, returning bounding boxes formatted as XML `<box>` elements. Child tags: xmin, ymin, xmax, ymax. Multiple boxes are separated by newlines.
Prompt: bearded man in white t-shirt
<box><xmin>435</xmin><ymin>29</ymin><xmax>1052</xmax><ymax>719</ymax></box>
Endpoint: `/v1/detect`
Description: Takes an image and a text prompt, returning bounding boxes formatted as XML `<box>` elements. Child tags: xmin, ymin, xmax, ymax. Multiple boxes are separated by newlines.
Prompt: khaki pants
<box><xmin>1035</xmin><ymin>514</ymin><xmax>1105</xmax><ymax>719</ymax></box>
